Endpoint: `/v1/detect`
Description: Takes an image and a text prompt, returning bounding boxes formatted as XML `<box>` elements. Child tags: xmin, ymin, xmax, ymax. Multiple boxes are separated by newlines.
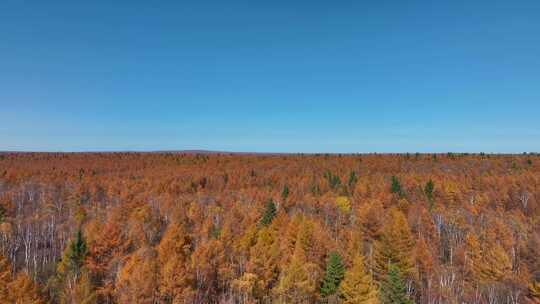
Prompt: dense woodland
<box><xmin>0</xmin><ymin>152</ymin><xmax>539</xmax><ymax>304</ymax></box>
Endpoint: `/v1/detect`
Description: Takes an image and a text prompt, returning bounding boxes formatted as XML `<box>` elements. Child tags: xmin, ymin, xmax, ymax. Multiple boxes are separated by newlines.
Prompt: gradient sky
<box><xmin>1</xmin><ymin>1</ymin><xmax>539</xmax><ymax>153</ymax></box>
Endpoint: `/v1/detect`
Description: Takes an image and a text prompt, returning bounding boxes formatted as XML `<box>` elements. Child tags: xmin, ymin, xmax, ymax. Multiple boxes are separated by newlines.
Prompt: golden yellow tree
<box><xmin>415</xmin><ymin>237</ymin><xmax>434</xmax><ymax>302</ymax></box>
<box><xmin>466</xmin><ymin>233</ymin><xmax>512</xmax><ymax>283</ymax></box>
<box><xmin>0</xmin><ymin>254</ymin><xmax>45</xmax><ymax>304</ymax></box>
<box><xmin>479</xmin><ymin>242</ymin><xmax>512</xmax><ymax>282</ymax></box>
<box><xmin>340</xmin><ymin>254</ymin><xmax>379</xmax><ymax>304</ymax></box>
<box><xmin>0</xmin><ymin>254</ymin><xmax>12</xmax><ymax>304</ymax></box>
<box><xmin>373</xmin><ymin>208</ymin><xmax>415</xmax><ymax>280</ymax></box>
<box><xmin>274</xmin><ymin>236</ymin><xmax>319</xmax><ymax>303</ymax></box>
<box><xmin>232</xmin><ymin>272</ymin><xmax>258</xmax><ymax>304</ymax></box>
<box><xmin>245</xmin><ymin>227</ymin><xmax>280</xmax><ymax>301</ymax></box>
<box><xmin>336</xmin><ymin>196</ymin><xmax>352</xmax><ymax>214</ymax></box>
<box><xmin>7</xmin><ymin>272</ymin><xmax>45</xmax><ymax>304</ymax></box>
<box><xmin>157</xmin><ymin>223</ymin><xmax>194</xmax><ymax>303</ymax></box>
<box><xmin>70</xmin><ymin>271</ymin><xmax>96</xmax><ymax>304</ymax></box>
<box><xmin>529</xmin><ymin>278</ymin><xmax>540</xmax><ymax>303</ymax></box>
<box><xmin>116</xmin><ymin>247</ymin><xmax>159</xmax><ymax>304</ymax></box>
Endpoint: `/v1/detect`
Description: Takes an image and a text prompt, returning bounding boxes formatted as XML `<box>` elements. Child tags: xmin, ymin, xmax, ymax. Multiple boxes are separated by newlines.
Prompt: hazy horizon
<box><xmin>0</xmin><ymin>149</ymin><xmax>536</xmax><ymax>155</ymax></box>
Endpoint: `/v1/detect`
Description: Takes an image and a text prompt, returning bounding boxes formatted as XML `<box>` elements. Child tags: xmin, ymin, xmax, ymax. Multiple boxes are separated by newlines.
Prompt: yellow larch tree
<box><xmin>157</xmin><ymin>223</ymin><xmax>194</xmax><ymax>303</ymax></box>
<box><xmin>373</xmin><ymin>208</ymin><xmax>415</xmax><ymax>281</ymax></box>
<box><xmin>340</xmin><ymin>254</ymin><xmax>379</xmax><ymax>304</ymax></box>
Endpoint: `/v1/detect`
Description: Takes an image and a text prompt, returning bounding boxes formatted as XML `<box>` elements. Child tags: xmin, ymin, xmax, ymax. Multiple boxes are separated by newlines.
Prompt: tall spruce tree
<box><xmin>348</xmin><ymin>171</ymin><xmax>358</xmax><ymax>191</ymax></box>
<box><xmin>0</xmin><ymin>205</ymin><xmax>5</xmax><ymax>223</ymax></box>
<box><xmin>325</xmin><ymin>171</ymin><xmax>342</xmax><ymax>190</ymax></box>
<box><xmin>424</xmin><ymin>180</ymin><xmax>434</xmax><ymax>201</ymax></box>
<box><xmin>424</xmin><ymin>179</ymin><xmax>434</xmax><ymax>210</ymax></box>
<box><xmin>282</xmin><ymin>184</ymin><xmax>290</xmax><ymax>201</ymax></box>
<box><xmin>260</xmin><ymin>199</ymin><xmax>277</xmax><ymax>227</ymax></box>
<box><xmin>320</xmin><ymin>251</ymin><xmax>345</xmax><ymax>299</ymax></box>
<box><xmin>67</xmin><ymin>230</ymin><xmax>88</xmax><ymax>276</ymax></box>
<box><xmin>380</xmin><ymin>264</ymin><xmax>413</xmax><ymax>304</ymax></box>
<box><xmin>50</xmin><ymin>229</ymin><xmax>95</xmax><ymax>303</ymax></box>
<box><xmin>390</xmin><ymin>176</ymin><xmax>403</xmax><ymax>197</ymax></box>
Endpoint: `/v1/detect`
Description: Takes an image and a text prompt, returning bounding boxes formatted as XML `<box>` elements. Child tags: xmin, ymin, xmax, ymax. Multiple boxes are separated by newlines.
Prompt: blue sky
<box><xmin>1</xmin><ymin>1</ymin><xmax>539</xmax><ymax>153</ymax></box>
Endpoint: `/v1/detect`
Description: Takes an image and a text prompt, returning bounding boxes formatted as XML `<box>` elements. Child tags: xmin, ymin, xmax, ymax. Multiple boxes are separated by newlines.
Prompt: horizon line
<box><xmin>0</xmin><ymin>149</ymin><xmax>537</xmax><ymax>155</ymax></box>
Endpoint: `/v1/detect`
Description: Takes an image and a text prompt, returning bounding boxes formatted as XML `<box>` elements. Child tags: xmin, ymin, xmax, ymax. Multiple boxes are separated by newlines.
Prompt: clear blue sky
<box><xmin>1</xmin><ymin>1</ymin><xmax>539</xmax><ymax>153</ymax></box>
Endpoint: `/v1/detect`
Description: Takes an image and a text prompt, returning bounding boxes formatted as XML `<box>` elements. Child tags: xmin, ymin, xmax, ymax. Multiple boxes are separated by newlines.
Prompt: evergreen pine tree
<box><xmin>320</xmin><ymin>251</ymin><xmax>345</xmax><ymax>298</ymax></box>
<box><xmin>390</xmin><ymin>176</ymin><xmax>402</xmax><ymax>196</ymax></box>
<box><xmin>50</xmin><ymin>229</ymin><xmax>95</xmax><ymax>303</ymax></box>
<box><xmin>67</xmin><ymin>229</ymin><xmax>88</xmax><ymax>276</ymax></box>
<box><xmin>282</xmin><ymin>184</ymin><xmax>290</xmax><ymax>201</ymax></box>
<box><xmin>260</xmin><ymin>199</ymin><xmax>277</xmax><ymax>227</ymax></box>
<box><xmin>424</xmin><ymin>179</ymin><xmax>434</xmax><ymax>210</ymax></box>
<box><xmin>0</xmin><ymin>205</ymin><xmax>5</xmax><ymax>223</ymax></box>
<box><xmin>348</xmin><ymin>171</ymin><xmax>358</xmax><ymax>190</ymax></box>
<box><xmin>380</xmin><ymin>264</ymin><xmax>413</xmax><ymax>304</ymax></box>
<box><xmin>325</xmin><ymin>171</ymin><xmax>342</xmax><ymax>190</ymax></box>
<box><xmin>424</xmin><ymin>180</ymin><xmax>434</xmax><ymax>201</ymax></box>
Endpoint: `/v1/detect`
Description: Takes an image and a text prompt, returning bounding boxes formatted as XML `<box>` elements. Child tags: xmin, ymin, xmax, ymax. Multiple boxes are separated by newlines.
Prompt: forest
<box><xmin>0</xmin><ymin>152</ymin><xmax>539</xmax><ymax>304</ymax></box>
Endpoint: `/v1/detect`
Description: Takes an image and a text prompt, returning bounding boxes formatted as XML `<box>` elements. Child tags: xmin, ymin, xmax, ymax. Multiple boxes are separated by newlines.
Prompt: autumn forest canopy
<box><xmin>0</xmin><ymin>152</ymin><xmax>539</xmax><ymax>304</ymax></box>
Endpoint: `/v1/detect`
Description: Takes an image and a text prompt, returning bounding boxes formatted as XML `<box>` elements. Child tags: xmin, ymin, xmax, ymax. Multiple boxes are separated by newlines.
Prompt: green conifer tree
<box><xmin>424</xmin><ymin>180</ymin><xmax>434</xmax><ymax>200</ymax></box>
<box><xmin>390</xmin><ymin>176</ymin><xmax>402</xmax><ymax>196</ymax></box>
<box><xmin>49</xmin><ymin>230</ymin><xmax>95</xmax><ymax>303</ymax></box>
<box><xmin>320</xmin><ymin>251</ymin><xmax>345</xmax><ymax>299</ymax></box>
<box><xmin>260</xmin><ymin>199</ymin><xmax>277</xmax><ymax>227</ymax></box>
<box><xmin>348</xmin><ymin>171</ymin><xmax>358</xmax><ymax>190</ymax></box>
<box><xmin>282</xmin><ymin>184</ymin><xmax>290</xmax><ymax>201</ymax></box>
<box><xmin>67</xmin><ymin>230</ymin><xmax>88</xmax><ymax>276</ymax></box>
<box><xmin>0</xmin><ymin>205</ymin><xmax>5</xmax><ymax>223</ymax></box>
<box><xmin>325</xmin><ymin>171</ymin><xmax>342</xmax><ymax>190</ymax></box>
<box><xmin>424</xmin><ymin>179</ymin><xmax>434</xmax><ymax>210</ymax></box>
<box><xmin>380</xmin><ymin>265</ymin><xmax>413</xmax><ymax>304</ymax></box>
